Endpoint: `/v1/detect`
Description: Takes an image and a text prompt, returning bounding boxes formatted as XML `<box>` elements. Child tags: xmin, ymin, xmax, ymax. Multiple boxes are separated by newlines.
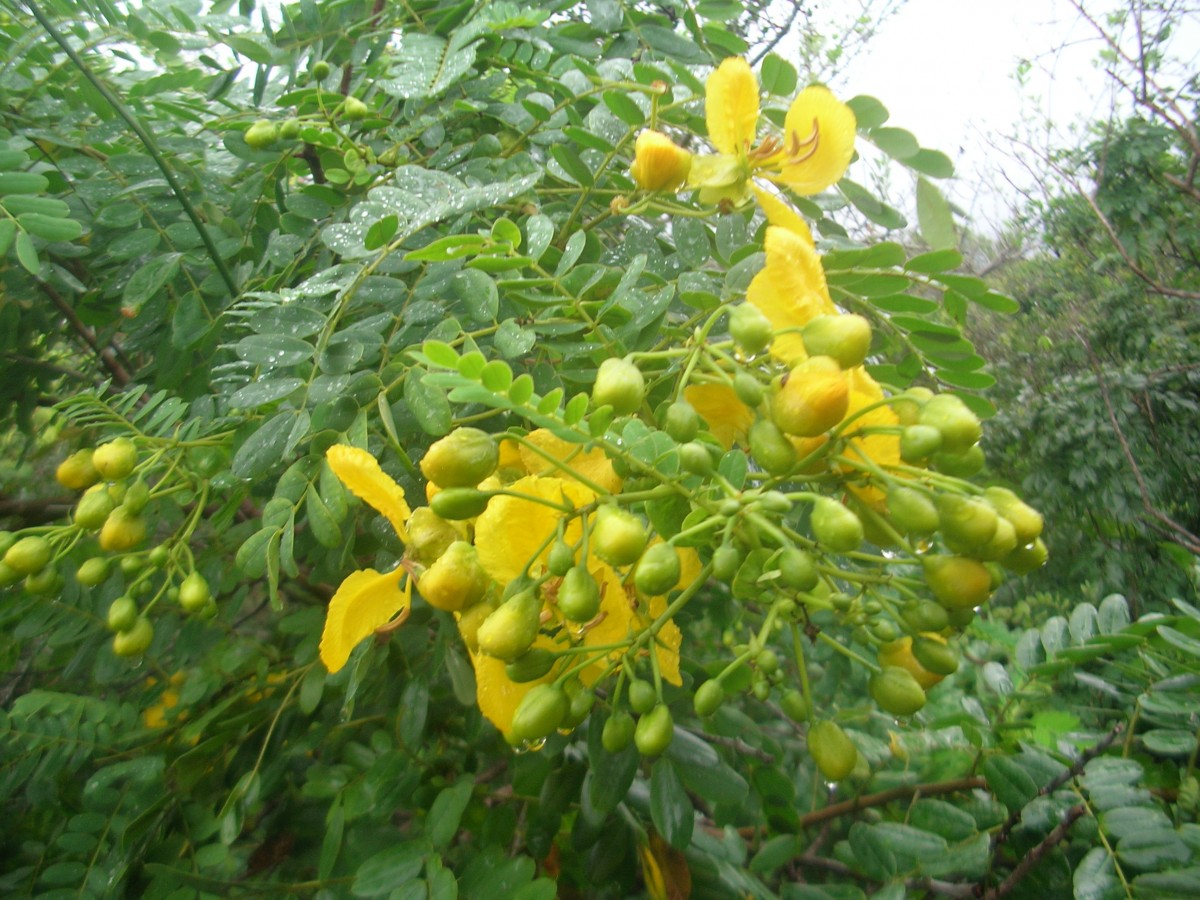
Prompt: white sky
<box><xmin>833</xmin><ymin>0</ymin><xmax>1200</xmax><ymax>231</ymax></box>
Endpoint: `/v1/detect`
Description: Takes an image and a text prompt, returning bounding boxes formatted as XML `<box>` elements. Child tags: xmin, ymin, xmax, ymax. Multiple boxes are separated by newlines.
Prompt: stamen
<box><xmin>785</xmin><ymin>117</ymin><xmax>821</xmax><ymax>165</ymax></box>
<box><xmin>749</xmin><ymin>134</ymin><xmax>783</xmax><ymax>162</ymax></box>
<box><xmin>374</xmin><ymin>604</ymin><xmax>411</xmax><ymax>635</ymax></box>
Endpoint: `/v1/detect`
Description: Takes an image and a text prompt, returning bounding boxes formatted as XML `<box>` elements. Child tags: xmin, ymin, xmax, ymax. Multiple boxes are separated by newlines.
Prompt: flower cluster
<box><xmin>631</xmin><ymin>57</ymin><xmax>856</xmax><ymax>205</ymax></box>
<box><xmin>319</xmin><ymin>434</ymin><xmax>697</xmax><ymax>744</ymax></box>
<box><xmin>313</xmin><ymin>56</ymin><xmax>1047</xmax><ymax>761</ymax></box>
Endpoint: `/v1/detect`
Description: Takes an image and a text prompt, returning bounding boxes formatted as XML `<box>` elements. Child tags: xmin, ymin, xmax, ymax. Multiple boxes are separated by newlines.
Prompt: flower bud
<box><xmin>630</xmin><ymin>130</ymin><xmax>692</xmax><ymax>192</ymax></box>
<box><xmin>772</xmin><ymin>356</ymin><xmax>849</xmax><ymax>438</ymax></box>
<box><xmin>421</xmin><ymin>428</ymin><xmax>499</xmax><ymax>488</ymax></box>
<box><xmin>419</xmin><ymin>541</ymin><xmax>489</xmax><ymax>612</ymax></box>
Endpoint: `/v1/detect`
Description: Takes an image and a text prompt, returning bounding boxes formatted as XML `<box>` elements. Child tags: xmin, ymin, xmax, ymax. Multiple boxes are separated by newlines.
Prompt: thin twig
<box><xmin>982</xmin><ymin>805</ymin><xmax>1087</xmax><ymax>900</ymax></box>
<box><xmin>735</xmin><ymin>775</ymin><xmax>988</xmax><ymax>838</ymax></box>
<box><xmin>1079</xmin><ymin>335</ymin><xmax>1200</xmax><ymax>553</ymax></box>
<box><xmin>801</xmin><ymin>776</ymin><xmax>988</xmax><ymax>830</ymax></box>
<box><xmin>1067</xmin><ymin>177</ymin><xmax>1200</xmax><ymax>301</ymax></box>
<box><xmin>699</xmin><ymin>730</ymin><xmax>776</xmax><ymax>763</ymax></box>
<box><xmin>993</xmin><ymin>720</ymin><xmax>1124</xmax><ymax>851</ymax></box>
<box><xmin>1067</xmin><ymin>0</ymin><xmax>1200</xmax><ymax>157</ymax></box>
<box><xmin>37</xmin><ymin>280</ymin><xmax>132</xmax><ymax>385</ymax></box>
<box><xmin>797</xmin><ymin>853</ymin><xmax>978</xmax><ymax>898</ymax></box>
<box><xmin>749</xmin><ymin>2</ymin><xmax>801</xmax><ymax>65</ymax></box>
<box><xmin>0</xmin><ymin>496</ymin><xmax>74</xmax><ymax>524</ymax></box>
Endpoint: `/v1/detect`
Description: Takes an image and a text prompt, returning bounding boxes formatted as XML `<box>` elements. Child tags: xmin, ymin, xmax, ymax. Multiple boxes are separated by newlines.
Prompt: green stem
<box><xmin>816</xmin><ymin>631</ymin><xmax>881</xmax><ymax>674</ymax></box>
<box><xmin>791</xmin><ymin>622</ymin><xmax>814</xmax><ymax>721</ymax></box>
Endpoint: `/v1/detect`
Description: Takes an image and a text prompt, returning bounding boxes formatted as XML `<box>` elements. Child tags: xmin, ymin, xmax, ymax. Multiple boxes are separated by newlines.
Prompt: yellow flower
<box><xmin>774</xmin><ymin>84</ymin><xmax>858</xmax><ymax>194</ymax></box>
<box><xmin>746</xmin><ymin>225</ymin><xmax>837</xmax><ymax>364</ymax></box>
<box><xmin>470</xmin><ymin>634</ymin><xmax>559</xmax><ymax>738</ymax></box>
<box><xmin>751</xmin><ymin>184</ymin><xmax>814</xmax><ymax>245</ymax></box>
<box><xmin>689</xmin><ymin>57</ymin><xmax>856</xmax><ymax>200</ymax></box>
<box><xmin>683</xmin><ymin>383</ymin><xmax>754</xmax><ymax>449</ymax></box>
<box><xmin>470</xmin><ymin>471</ymin><xmax>687</xmax><ymax>737</ymax></box>
<box><xmin>142</xmin><ymin>673</ymin><xmax>184</xmax><ymax>729</ymax></box>
<box><xmin>580</xmin><ymin>559</ymin><xmax>684</xmax><ymax>687</ymax></box>
<box><xmin>475</xmin><ymin>474</ymin><xmax>597</xmax><ymax>585</ymax></box>
<box><xmin>841</xmin><ymin>368</ymin><xmax>902</xmax><ymax>508</ymax></box>
<box><xmin>630</xmin><ymin>130</ymin><xmax>693</xmax><ymax>192</ymax></box>
<box><xmin>518</xmin><ymin>429</ymin><xmax>622</xmax><ymax>494</ymax></box>
<box><xmin>320</xmin><ymin>441</ymin><xmax>688</xmax><ymax>741</ymax></box>
<box><xmin>319</xmin><ymin>445</ymin><xmax>415</xmax><ymax>673</ymax></box>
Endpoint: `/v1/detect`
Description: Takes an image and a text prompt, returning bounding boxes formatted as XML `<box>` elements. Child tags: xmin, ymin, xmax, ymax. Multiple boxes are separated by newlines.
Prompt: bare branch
<box><xmin>1080</xmin><ymin>335</ymin><xmax>1200</xmax><ymax>553</ymax></box>
<box><xmin>993</xmin><ymin>721</ymin><xmax>1125</xmax><ymax>853</ymax></box>
<box><xmin>37</xmin><ymin>280</ymin><xmax>133</xmax><ymax>385</ymax></box>
<box><xmin>749</xmin><ymin>1</ymin><xmax>801</xmax><ymax>65</ymax></box>
<box><xmin>1067</xmin><ymin>0</ymin><xmax>1200</xmax><ymax>158</ymax></box>
<box><xmin>799</xmin><ymin>776</ymin><xmax>988</xmax><ymax>830</ymax></box>
<box><xmin>1039</xmin><ymin>149</ymin><xmax>1200</xmax><ymax>300</ymax></box>
<box><xmin>797</xmin><ymin>853</ymin><xmax>978</xmax><ymax>898</ymax></box>
<box><xmin>983</xmin><ymin>805</ymin><xmax>1088</xmax><ymax>900</ymax></box>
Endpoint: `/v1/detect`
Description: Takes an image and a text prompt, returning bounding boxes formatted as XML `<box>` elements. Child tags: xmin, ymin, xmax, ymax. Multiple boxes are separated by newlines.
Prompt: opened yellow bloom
<box><xmin>468</xmin><ymin>562</ymin><xmax>685</xmax><ymax>739</ymax></box>
<box><xmin>470</xmin><ymin>470</ymin><xmax>688</xmax><ymax>736</ymax></box>
<box><xmin>319</xmin><ymin>445</ymin><xmax>415</xmax><ymax>673</ymax></box>
<box><xmin>470</xmin><ymin>634</ymin><xmax>559</xmax><ymax>737</ymax></box>
<box><xmin>475</xmin><ymin>474</ymin><xmax>597</xmax><ymax>585</ymax></box>
<box><xmin>581</xmin><ymin>560</ymin><xmax>684</xmax><ymax>687</ymax></box>
<box><xmin>688</xmin><ymin>57</ymin><xmax>855</xmax><ymax>201</ymax></box>
<box><xmin>747</xmin><ymin>226</ymin><xmax>837</xmax><ymax>364</ymax></box>
<box><xmin>630</xmin><ymin>130</ymin><xmax>693</xmax><ymax>192</ymax></box>
<box><xmin>841</xmin><ymin>368</ymin><xmax>902</xmax><ymax>508</ymax></box>
<box><xmin>518</xmin><ymin>429</ymin><xmax>622</xmax><ymax>494</ymax></box>
<box><xmin>684</xmin><ymin>383</ymin><xmax>754</xmax><ymax>449</ymax></box>
<box><xmin>776</xmin><ymin>85</ymin><xmax>858</xmax><ymax>194</ymax></box>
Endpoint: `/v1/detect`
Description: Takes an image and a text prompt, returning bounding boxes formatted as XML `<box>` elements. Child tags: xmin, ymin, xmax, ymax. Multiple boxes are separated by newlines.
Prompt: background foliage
<box><xmin>1</xmin><ymin>1</ymin><xmax>1198</xmax><ymax>898</ymax></box>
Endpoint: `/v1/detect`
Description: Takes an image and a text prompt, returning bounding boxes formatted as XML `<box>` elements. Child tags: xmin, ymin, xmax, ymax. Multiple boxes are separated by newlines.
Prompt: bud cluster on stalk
<box><xmin>1</xmin><ymin>434</ymin><xmax>222</xmax><ymax>661</ymax></box>
<box><xmin>403</xmin><ymin>294</ymin><xmax>1045</xmax><ymax>768</ymax></box>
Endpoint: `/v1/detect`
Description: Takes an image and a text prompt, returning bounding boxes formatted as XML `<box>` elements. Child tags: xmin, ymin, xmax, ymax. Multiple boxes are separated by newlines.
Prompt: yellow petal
<box><xmin>640</xmin><ymin>833</ymin><xmax>692</xmax><ymax>900</ymax></box>
<box><xmin>842</xmin><ymin>368</ymin><xmax>901</xmax><ymax>508</ymax></box>
<box><xmin>674</xmin><ymin>545</ymin><xmax>703</xmax><ymax>592</ymax></box>
<box><xmin>630</xmin><ymin>130</ymin><xmax>693</xmax><ymax>192</ymax></box>
<box><xmin>470</xmin><ymin>635</ymin><xmax>558</xmax><ymax>738</ymax></box>
<box><xmin>686</xmin><ymin>153</ymin><xmax>744</xmax><ymax>190</ymax></box>
<box><xmin>474</xmin><ymin>475</ymin><xmax>597</xmax><ymax>585</ymax></box>
<box><xmin>683</xmin><ymin>383</ymin><xmax>754</xmax><ymax>449</ymax></box>
<box><xmin>746</xmin><ymin>226</ymin><xmax>837</xmax><ymax>364</ymax></box>
<box><xmin>582</xmin><ymin>561</ymin><xmax>682</xmax><ymax>687</ymax></box>
<box><xmin>326</xmin><ymin>445</ymin><xmax>411</xmax><ymax>543</ymax></box>
<box><xmin>320</xmin><ymin>567</ymin><xmax>411</xmax><ymax>673</ymax></box>
<box><xmin>706</xmin><ymin>57</ymin><xmax>759</xmax><ymax>157</ymax></box>
<box><xmin>648</xmin><ymin>593</ymin><xmax>683</xmax><ymax>686</ymax></box>
<box><xmin>640</xmin><ymin>842</ymin><xmax>668</xmax><ymax>900</ymax></box>
<box><xmin>776</xmin><ymin>86</ymin><xmax>857</xmax><ymax>195</ymax></box>
<box><xmin>519</xmin><ymin>430</ymin><xmax>621</xmax><ymax>494</ymax></box>
<box><xmin>497</xmin><ymin>437</ymin><xmax>525</xmax><ymax>473</ymax></box>
<box><xmin>750</xmin><ymin>184</ymin><xmax>814</xmax><ymax>245</ymax></box>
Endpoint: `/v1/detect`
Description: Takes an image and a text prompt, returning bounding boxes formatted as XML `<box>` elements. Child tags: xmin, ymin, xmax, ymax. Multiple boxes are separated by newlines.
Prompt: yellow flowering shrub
<box><xmin>302</xmin><ymin>53</ymin><xmax>1037</xmax><ymax>783</ymax></box>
